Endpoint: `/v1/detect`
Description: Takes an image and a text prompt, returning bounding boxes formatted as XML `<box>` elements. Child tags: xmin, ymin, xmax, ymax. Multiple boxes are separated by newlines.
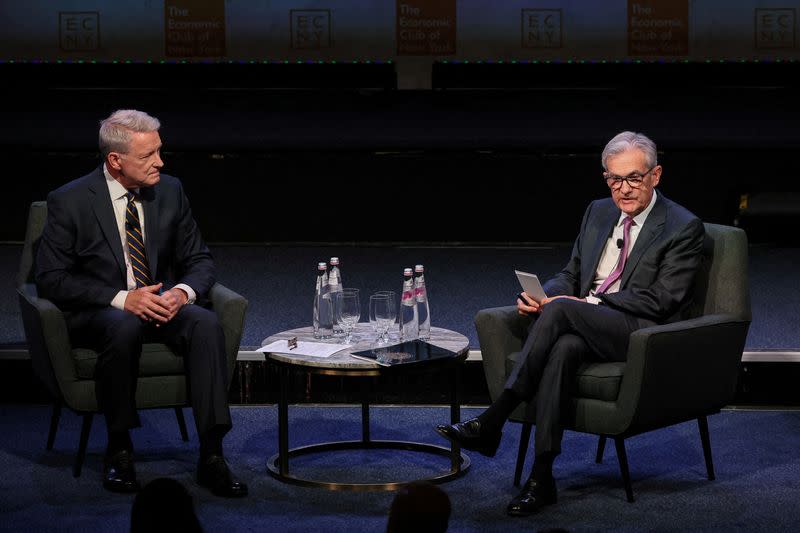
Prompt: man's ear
<box><xmin>651</xmin><ymin>165</ymin><xmax>662</xmax><ymax>187</ymax></box>
<box><xmin>106</xmin><ymin>152</ymin><xmax>123</xmax><ymax>171</ymax></box>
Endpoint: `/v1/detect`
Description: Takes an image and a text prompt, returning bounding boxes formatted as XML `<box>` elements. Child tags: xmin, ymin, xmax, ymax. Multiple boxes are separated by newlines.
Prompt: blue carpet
<box><xmin>1</xmin><ymin>404</ymin><xmax>799</xmax><ymax>532</ymax></box>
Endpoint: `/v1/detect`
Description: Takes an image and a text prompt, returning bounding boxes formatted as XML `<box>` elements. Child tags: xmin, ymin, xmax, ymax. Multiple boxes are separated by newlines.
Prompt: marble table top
<box><xmin>260</xmin><ymin>323</ymin><xmax>469</xmax><ymax>369</ymax></box>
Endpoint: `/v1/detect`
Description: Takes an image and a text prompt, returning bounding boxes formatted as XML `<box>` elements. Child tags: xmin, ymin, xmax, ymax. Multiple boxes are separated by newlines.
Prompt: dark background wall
<box><xmin>3</xmin><ymin>61</ymin><xmax>799</xmax><ymax>244</ymax></box>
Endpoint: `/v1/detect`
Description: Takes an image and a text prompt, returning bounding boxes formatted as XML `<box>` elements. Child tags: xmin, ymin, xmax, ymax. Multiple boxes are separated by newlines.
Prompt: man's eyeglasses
<box><xmin>603</xmin><ymin>166</ymin><xmax>656</xmax><ymax>189</ymax></box>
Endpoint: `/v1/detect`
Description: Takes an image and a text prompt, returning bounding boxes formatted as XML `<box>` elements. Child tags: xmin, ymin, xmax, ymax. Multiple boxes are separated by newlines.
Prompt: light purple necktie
<box><xmin>596</xmin><ymin>216</ymin><xmax>634</xmax><ymax>295</ymax></box>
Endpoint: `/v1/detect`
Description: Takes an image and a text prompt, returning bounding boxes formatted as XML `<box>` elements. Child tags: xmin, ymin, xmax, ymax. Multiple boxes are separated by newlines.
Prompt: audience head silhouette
<box><xmin>386</xmin><ymin>481</ymin><xmax>451</xmax><ymax>533</ymax></box>
<box><xmin>131</xmin><ymin>477</ymin><xmax>202</xmax><ymax>533</ymax></box>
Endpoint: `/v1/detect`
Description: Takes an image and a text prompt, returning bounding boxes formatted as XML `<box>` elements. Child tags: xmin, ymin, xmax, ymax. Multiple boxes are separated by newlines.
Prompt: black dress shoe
<box><xmin>103</xmin><ymin>449</ymin><xmax>140</xmax><ymax>493</ymax></box>
<box><xmin>506</xmin><ymin>477</ymin><xmax>557</xmax><ymax>517</ymax></box>
<box><xmin>197</xmin><ymin>454</ymin><xmax>248</xmax><ymax>498</ymax></box>
<box><xmin>435</xmin><ymin>418</ymin><xmax>502</xmax><ymax>457</ymax></box>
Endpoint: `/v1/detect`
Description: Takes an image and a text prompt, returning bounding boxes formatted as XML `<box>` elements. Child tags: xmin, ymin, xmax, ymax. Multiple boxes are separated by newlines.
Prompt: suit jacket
<box><xmin>35</xmin><ymin>166</ymin><xmax>215</xmax><ymax>313</ymax></box>
<box><xmin>543</xmin><ymin>193</ymin><xmax>704</xmax><ymax>324</ymax></box>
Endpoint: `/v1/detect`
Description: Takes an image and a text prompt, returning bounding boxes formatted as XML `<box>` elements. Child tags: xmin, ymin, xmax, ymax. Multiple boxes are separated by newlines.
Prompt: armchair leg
<box><xmin>175</xmin><ymin>407</ymin><xmax>189</xmax><ymax>442</ymax></box>
<box><xmin>514</xmin><ymin>422</ymin><xmax>533</xmax><ymax>487</ymax></box>
<box><xmin>73</xmin><ymin>414</ymin><xmax>94</xmax><ymax>478</ymax></box>
<box><xmin>698</xmin><ymin>416</ymin><xmax>715</xmax><ymax>481</ymax></box>
<box><xmin>595</xmin><ymin>435</ymin><xmax>607</xmax><ymax>464</ymax></box>
<box><xmin>47</xmin><ymin>403</ymin><xmax>62</xmax><ymax>450</ymax></box>
<box><xmin>614</xmin><ymin>438</ymin><xmax>635</xmax><ymax>503</ymax></box>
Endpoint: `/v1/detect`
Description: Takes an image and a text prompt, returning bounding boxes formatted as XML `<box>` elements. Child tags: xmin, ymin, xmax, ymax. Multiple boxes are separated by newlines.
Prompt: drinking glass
<box><xmin>371</xmin><ymin>293</ymin><xmax>397</xmax><ymax>345</ymax></box>
<box><xmin>334</xmin><ymin>288</ymin><xmax>361</xmax><ymax>344</ymax></box>
<box><xmin>369</xmin><ymin>291</ymin><xmax>395</xmax><ymax>341</ymax></box>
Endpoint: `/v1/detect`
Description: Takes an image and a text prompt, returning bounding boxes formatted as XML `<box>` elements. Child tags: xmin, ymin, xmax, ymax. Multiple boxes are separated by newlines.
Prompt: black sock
<box><xmin>477</xmin><ymin>389</ymin><xmax>521</xmax><ymax>433</ymax></box>
<box><xmin>107</xmin><ymin>431</ymin><xmax>132</xmax><ymax>456</ymax></box>
<box><xmin>532</xmin><ymin>451</ymin><xmax>557</xmax><ymax>483</ymax></box>
<box><xmin>199</xmin><ymin>428</ymin><xmax>224</xmax><ymax>459</ymax></box>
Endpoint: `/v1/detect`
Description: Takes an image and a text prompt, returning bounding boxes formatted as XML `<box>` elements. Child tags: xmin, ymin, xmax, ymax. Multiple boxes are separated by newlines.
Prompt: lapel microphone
<box><xmin>616</xmin><ymin>238</ymin><xmax>624</xmax><ymax>249</ymax></box>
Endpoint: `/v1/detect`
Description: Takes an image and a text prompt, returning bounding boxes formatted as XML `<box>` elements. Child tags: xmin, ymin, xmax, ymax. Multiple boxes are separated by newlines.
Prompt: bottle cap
<box><xmin>330</xmin><ymin>257</ymin><xmax>339</xmax><ymax>265</ymax></box>
<box><xmin>318</xmin><ymin>262</ymin><xmax>327</xmax><ymax>270</ymax></box>
<box><xmin>414</xmin><ymin>264</ymin><xmax>424</xmax><ymax>272</ymax></box>
<box><xmin>403</xmin><ymin>268</ymin><xmax>413</xmax><ymax>275</ymax></box>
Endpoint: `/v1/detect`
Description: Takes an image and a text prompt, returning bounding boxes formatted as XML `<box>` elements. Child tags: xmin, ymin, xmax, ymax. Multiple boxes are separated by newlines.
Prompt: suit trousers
<box><xmin>505</xmin><ymin>298</ymin><xmax>653</xmax><ymax>456</ymax></box>
<box><xmin>68</xmin><ymin>305</ymin><xmax>232</xmax><ymax>438</ymax></box>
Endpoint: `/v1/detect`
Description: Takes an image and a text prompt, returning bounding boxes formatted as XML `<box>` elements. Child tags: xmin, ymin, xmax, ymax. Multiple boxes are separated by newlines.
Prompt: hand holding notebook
<box><xmin>514</xmin><ymin>270</ymin><xmax>548</xmax><ymax>303</ymax></box>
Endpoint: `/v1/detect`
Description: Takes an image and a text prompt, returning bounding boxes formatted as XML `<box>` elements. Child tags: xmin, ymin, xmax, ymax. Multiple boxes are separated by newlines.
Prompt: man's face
<box><xmin>107</xmin><ymin>130</ymin><xmax>163</xmax><ymax>189</ymax></box>
<box><xmin>605</xmin><ymin>148</ymin><xmax>661</xmax><ymax>217</ymax></box>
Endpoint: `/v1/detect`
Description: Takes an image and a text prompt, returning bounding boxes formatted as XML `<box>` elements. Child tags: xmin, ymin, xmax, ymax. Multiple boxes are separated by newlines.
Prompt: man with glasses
<box><xmin>436</xmin><ymin>131</ymin><xmax>704</xmax><ymax>516</ymax></box>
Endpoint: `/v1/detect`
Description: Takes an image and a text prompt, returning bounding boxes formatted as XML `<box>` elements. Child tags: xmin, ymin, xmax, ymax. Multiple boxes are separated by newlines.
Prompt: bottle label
<box><xmin>402</xmin><ymin>290</ymin><xmax>414</xmax><ymax>303</ymax></box>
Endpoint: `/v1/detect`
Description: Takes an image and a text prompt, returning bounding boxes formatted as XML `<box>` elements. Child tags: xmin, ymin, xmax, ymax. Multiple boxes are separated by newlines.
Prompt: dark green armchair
<box><xmin>17</xmin><ymin>201</ymin><xmax>248</xmax><ymax>477</ymax></box>
<box><xmin>475</xmin><ymin>223</ymin><xmax>751</xmax><ymax>502</ymax></box>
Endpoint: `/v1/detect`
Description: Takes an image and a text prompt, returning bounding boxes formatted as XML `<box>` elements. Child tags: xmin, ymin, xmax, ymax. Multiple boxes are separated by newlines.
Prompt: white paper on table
<box><xmin>257</xmin><ymin>339</ymin><xmax>352</xmax><ymax>358</ymax></box>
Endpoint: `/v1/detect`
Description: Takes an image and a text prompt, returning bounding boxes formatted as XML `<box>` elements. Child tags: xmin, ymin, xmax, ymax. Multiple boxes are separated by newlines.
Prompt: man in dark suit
<box><xmin>36</xmin><ymin>109</ymin><xmax>247</xmax><ymax>497</ymax></box>
<box><xmin>436</xmin><ymin>131</ymin><xmax>704</xmax><ymax>516</ymax></box>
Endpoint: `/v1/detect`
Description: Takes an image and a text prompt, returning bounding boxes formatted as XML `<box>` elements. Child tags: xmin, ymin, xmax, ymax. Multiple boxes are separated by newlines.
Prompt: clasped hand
<box><xmin>517</xmin><ymin>293</ymin><xmax>584</xmax><ymax>315</ymax></box>
<box><xmin>124</xmin><ymin>283</ymin><xmax>187</xmax><ymax>324</ymax></box>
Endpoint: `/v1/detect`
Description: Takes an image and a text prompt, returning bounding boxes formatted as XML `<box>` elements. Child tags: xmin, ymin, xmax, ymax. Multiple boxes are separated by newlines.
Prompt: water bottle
<box><xmin>328</xmin><ymin>257</ymin><xmax>343</xmax><ymax>336</ymax></box>
<box><xmin>313</xmin><ymin>262</ymin><xmax>333</xmax><ymax>339</ymax></box>
<box><xmin>399</xmin><ymin>267</ymin><xmax>419</xmax><ymax>341</ymax></box>
<box><xmin>414</xmin><ymin>264</ymin><xmax>431</xmax><ymax>341</ymax></box>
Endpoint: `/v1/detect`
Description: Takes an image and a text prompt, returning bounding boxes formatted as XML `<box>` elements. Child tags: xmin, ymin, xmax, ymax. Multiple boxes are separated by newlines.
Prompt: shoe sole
<box><xmin>434</xmin><ymin>427</ymin><xmax>501</xmax><ymax>458</ymax></box>
<box><xmin>506</xmin><ymin>498</ymin><xmax>556</xmax><ymax>516</ymax></box>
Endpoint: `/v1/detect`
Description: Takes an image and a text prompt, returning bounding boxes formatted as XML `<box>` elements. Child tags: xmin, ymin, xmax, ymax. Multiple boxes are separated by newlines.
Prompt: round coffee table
<box><xmin>261</xmin><ymin>323</ymin><xmax>470</xmax><ymax>491</ymax></box>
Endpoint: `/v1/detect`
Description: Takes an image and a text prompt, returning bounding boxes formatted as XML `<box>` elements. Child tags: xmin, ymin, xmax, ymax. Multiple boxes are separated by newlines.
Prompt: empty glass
<box><xmin>334</xmin><ymin>288</ymin><xmax>361</xmax><ymax>344</ymax></box>
<box><xmin>370</xmin><ymin>292</ymin><xmax>396</xmax><ymax>345</ymax></box>
<box><xmin>369</xmin><ymin>291</ymin><xmax>395</xmax><ymax>340</ymax></box>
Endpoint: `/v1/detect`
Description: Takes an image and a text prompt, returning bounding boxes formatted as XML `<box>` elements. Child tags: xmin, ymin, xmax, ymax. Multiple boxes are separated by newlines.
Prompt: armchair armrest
<box><xmin>475</xmin><ymin>305</ymin><xmax>533</xmax><ymax>402</ymax></box>
<box><xmin>208</xmin><ymin>283</ymin><xmax>248</xmax><ymax>386</ymax></box>
<box><xmin>616</xmin><ymin>313</ymin><xmax>751</xmax><ymax>434</ymax></box>
<box><xmin>17</xmin><ymin>283</ymin><xmax>78</xmax><ymax>401</ymax></box>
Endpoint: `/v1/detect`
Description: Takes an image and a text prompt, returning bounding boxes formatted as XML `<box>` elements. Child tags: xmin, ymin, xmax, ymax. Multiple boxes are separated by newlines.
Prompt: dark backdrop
<box><xmin>3</xmin><ymin>61</ymin><xmax>798</xmax><ymax>244</ymax></box>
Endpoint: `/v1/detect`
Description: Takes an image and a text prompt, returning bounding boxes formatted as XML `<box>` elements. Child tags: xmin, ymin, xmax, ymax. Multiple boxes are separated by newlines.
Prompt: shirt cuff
<box><xmin>585</xmin><ymin>295</ymin><xmax>603</xmax><ymax>305</ymax></box>
<box><xmin>173</xmin><ymin>283</ymin><xmax>196</xmax><ymax>305</ymax></box>
<box><xmin>111</xmin><ymin>290</ymin><xmax>128</xmax><ymax>310</ymax></box>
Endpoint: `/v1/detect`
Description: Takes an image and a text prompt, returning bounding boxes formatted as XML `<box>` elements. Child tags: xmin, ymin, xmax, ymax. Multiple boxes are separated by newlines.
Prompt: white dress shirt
<box><xmin>104</xmin><ymin>165</ymin><xmax>196</xmax><ymax>309</ymax></box>
<box><xmin>585</xmin><ymin>190</ymin><xmax>658</xmax><ymax>304</ymax></box>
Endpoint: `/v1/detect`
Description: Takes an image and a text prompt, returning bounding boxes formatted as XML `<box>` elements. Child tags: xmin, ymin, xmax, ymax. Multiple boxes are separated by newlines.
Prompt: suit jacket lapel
<box><xmin>620</xmin><ymin>194</ymin><xmax>667</xmax><ymax>288</ymax></box>
<box><xmin>88</xmin><ymin>167</ymin><xmax>127</xmax><ymax>283</ymax></box>
<box><xmin>140</xmin><ymin>186</ymin><xmax>159</xmax><ymax>279</ymax></box>
<box><xmin>581</xmin><ymin>205</ymin><xmax>619</xmax><ymax>295</ymax></box>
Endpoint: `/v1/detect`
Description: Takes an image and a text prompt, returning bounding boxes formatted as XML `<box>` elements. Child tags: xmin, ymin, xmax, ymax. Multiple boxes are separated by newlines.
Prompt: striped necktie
<box><xmin>596</xmin><ymin>216</ymin><xmax>634</xmax><ymax>295</ymax></box>
<box><xmin>125</xmin><ymin>192</ymin><xmax>153</xmax><ymax>288</ymax></box>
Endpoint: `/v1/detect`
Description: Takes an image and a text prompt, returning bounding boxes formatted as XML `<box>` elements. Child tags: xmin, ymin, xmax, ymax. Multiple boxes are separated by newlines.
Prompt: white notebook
<box><xmin>514</xmin><ymin>270</ymin><xmax>548</xmax><ymax>303</ymax></box>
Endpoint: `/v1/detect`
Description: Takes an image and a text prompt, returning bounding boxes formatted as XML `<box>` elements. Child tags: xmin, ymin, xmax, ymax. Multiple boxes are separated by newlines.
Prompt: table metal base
<box><xmin>268</xmin><ymin>347</ymin><xmax>470</xmax><ymax>492</ymax></box>
<box><xmin>267</xmin><ymin>439</ymin><xmax>470</xmax><ymax>491</ymax></box>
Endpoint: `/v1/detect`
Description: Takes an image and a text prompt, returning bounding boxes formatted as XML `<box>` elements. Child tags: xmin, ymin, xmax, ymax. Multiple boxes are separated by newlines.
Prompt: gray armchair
<box><xmin>475</xmin><ymin>223</ymin><xmax>751</xmax><ymax>502</ymax></box>
<box><xmin>17</xmin><ymin>201</ymin><xmax>248</xmax><ymax>477</ymax></box>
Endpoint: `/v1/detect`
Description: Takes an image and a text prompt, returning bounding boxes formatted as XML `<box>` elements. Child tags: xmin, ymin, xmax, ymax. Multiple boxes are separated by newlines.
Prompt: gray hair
<box><xmin>99</xmin><ymin>109</ymin><xmax>160</xmax><ymax>158</ymax></box>
<box><xmin>601</xmin><ymin>131</ymin><xmax>658</xmax><ymax>170</ymax></box>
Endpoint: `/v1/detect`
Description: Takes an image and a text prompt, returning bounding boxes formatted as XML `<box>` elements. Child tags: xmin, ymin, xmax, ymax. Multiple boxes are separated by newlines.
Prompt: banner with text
<box><xmin>2</xmin><ymin>1</ymin><xmax>798</xmax><ymax>62</ymax></box>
